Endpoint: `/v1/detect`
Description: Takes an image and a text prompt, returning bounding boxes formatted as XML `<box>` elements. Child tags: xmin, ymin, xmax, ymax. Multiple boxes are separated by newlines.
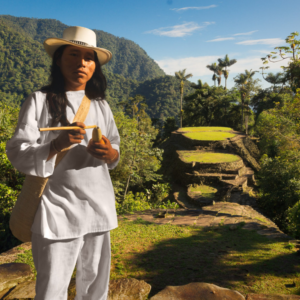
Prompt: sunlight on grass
<box><xmin>183</xmin><ymin>131</ymin><xmax>236</xmax><ymax>141</ymax></box>
<box><xmin>189</xmin><ymin>184</ymin><xmax>218</xmax><ymax>199</ymax></box>
<box><xmin>178</xmin><ymin>151</ymin><xmax>240</xmax><ymax>163</ymax></box>
<box><xmin>178</xmin><ymin>127</ymin><xmax>233</xmax><ymax>132</ymax></box>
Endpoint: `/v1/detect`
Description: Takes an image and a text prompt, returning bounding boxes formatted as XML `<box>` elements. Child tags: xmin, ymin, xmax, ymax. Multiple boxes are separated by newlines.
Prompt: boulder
<box><xmin>0</xmin><ymin>263</ymin><xmax>33</xmax><ymax>293</ymax></box>
<box><xmin>2</xmin><ymin>279</ymin><xmax>36</xmax><ymax>299</ymax></box>
<box><xmin>108</xmin><ymin>278</ymin><xmax>151</xmax><ymax>300</ymax></box>
<box><xmin>149</xmin><ymin>282</ymin><xmax>245</xmax><ymax>300</ymax></box>
<box><xmin>246</xmin><ymin>294</ymin><xmax>300</xmax><ymax>299</ymax></box>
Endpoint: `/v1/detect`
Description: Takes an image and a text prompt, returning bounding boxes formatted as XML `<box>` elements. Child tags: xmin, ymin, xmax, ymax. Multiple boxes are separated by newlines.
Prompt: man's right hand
<box><xmin>54</xmin><ymin>122</ymin><xmax>86</xmax><ymax>152</ymax></box>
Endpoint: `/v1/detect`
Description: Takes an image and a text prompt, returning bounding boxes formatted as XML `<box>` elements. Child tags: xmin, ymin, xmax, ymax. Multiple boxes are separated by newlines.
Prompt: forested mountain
<box><xmin>0</xmin><ymin>15</ymin><xmax>192</xmax><ymax>120</ymax></box>
<box><xmin>0</xmin><ymin>15</ymin><xmax>165</xmax><ymax>82</ymax></box>
<box><xmin>133</xmin><ymin>76</ymin><xmax>193</xmax><ymax>120</ymax></box>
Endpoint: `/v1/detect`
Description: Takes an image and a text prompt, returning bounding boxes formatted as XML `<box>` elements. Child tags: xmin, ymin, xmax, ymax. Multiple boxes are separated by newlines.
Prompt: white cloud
<box><xmin>172</xmin><ymin>5</ymin><xmax>217</xmax><ymax>12</ymax></box>
<box><xmin>155</xmin><ymin>55</ymin><xmax>290</xmax><ymax>78</ymax></box>
<box><xmin>250</xmin><ymin>49</ymin><xmax>272</xmax><ymax>54</ymax></box>
<box><xmin>145</xmin><ymin>22</ymin><xmax>214</xmax><ymax>37</ymax></box>
<box><xmin>207</xmin><ymin>37</ymin><xmax>235</xmax><ymax>42</ymax></box>
<box><xmin>236</xmin><ymin>38</ymin><xmax>285</xmax><ymax>46</ymax></box>
<box><xmin>155</xmin><ymin>56</ymin><xmax>220</xmax><ymax>76</ymax></box>
<box><xmin>233</xmin><ymin>30</ymin><xmax>258</xmax><ymax>36</ymax></box>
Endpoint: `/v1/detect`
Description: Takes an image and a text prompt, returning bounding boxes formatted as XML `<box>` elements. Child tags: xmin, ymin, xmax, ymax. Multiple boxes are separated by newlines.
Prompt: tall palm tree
<box><xmin>218</xmin><ymin>54</ymin><xmax>237</xmax><ymax>90</ymax></box>
<box><xmin>175</xmin><ymin>69</ymin><xmax>193</xmax><ymax>128</ymax></box>
<box><xmin>234</xmin><ymin>69</ymin><xmax>257</xmax><ymax>131</ymax></box>
<box><xmin>212</xmin><ymin>74</ymin><xmax>218</xmax><ymax>86</ymax></box>
<box><xmin>216</xmin><ymin>64</ymin><xmax>224</xmax><ymax>87</ymax></box>
<box><xmin>206</xmin><ymin>63</ymin><xmax>219</xmax><ymax>86</ymax></box>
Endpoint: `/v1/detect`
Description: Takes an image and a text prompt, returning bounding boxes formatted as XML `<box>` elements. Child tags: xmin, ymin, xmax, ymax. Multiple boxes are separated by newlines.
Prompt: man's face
<box><xmin>57</xmin><ymin>45</ymin><xmax>96</xmax><ymax>91</ymax></box>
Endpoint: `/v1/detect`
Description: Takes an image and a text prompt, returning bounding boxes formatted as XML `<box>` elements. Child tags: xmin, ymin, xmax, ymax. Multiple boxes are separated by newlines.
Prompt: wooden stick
<box><xmin>39</xmin><ymin>125</ymin><xmax>97</xmax><ymax>132</ymax></box>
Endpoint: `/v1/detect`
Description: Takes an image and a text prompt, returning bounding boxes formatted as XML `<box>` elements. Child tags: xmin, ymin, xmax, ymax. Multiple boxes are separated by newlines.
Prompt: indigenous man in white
<box><xmin>6</xmin><ymin>26</ymin><xmax>120</xmax><ymax>300</ymax></box>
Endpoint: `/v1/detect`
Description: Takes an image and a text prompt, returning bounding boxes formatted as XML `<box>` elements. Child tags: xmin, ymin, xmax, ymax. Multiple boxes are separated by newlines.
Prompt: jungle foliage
<box><xmin>254</xmin><ymin>32</ymin><xmax>300</xmax><ymax>237</ymax></box>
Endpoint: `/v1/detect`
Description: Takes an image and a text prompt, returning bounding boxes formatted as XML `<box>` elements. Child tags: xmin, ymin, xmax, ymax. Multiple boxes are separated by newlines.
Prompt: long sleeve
<box><xmin>5</xmin><ymin>92</ymin><xmax>57</xmax><ymax>178</ymax></box>
<box><xmin>102</xmin><ymin>101</ymin><xmax>120</xmax><ymax>170</ymax></box>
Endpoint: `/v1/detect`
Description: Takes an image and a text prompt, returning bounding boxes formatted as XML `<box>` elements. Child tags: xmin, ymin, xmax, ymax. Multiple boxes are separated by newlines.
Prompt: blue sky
<box><xmin>1</xmin><ymin>0</ymin><xmax>298</xmax><ymax>88</ymax></box>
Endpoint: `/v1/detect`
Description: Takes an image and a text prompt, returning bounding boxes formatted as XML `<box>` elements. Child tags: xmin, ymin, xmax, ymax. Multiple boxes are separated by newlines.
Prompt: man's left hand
<box><xmin>86</xmin><ymin>135</ymin><xmax>118</xmax><ymax>164</ymax></box>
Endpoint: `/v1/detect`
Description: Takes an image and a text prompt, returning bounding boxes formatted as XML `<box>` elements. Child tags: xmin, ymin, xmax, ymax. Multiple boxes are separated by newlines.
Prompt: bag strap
<box><xmin>54</xmin><ymin>95</ymin><xmax>91</xmax><ymax>167</ymax></box>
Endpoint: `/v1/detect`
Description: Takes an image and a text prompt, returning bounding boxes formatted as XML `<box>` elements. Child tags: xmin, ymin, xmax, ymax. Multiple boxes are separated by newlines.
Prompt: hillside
<box><xmin>0</xmin><ymin>15</ymin><xmax>193</xmax><ymax>121</ymax></box>
<box><xmin>0</xmin><ymin>15</ymin><xmax>165</xmax><ymax>82</ymax></box>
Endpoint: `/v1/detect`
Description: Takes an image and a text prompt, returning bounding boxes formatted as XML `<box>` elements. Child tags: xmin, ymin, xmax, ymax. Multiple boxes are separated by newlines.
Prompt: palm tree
<box><xmin>175</xmin><ymin>69</ymin><xmax>193</xmax><ymax>128</ymax></box>
<box><xmin>206</xmin><ymin>63</ymin><xmax>219</xmax><ymax>86</ymax></box>
<box><xmin>218</xmin><ymin>54</ymin><xmax>237</xmax><ymax>90</ymax></box>
<box><xmin>264</xmin><ymin>72</ymin><xmax>285</xmax><ymax>90</ymax></box>
<box><xmin>234</xmin><ymin>69</ymin><xmax>258</xmax><ymax>131</ymax></box>
<box><xmin>212</xmin><ymin>74</ymin><xmax>218</xmax><ymax>86</ymax></box>
<box><xmin>190</xmin><ymin>79</ymin><xmax>204</xmax><ymax>90</ymax></box>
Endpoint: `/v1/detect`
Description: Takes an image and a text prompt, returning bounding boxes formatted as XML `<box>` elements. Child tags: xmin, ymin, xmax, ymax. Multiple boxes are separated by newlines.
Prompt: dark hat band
<box><xmin>69</xmin><ymin>40</ymin><xmax>89</xmax><ymax>46</ymax></box>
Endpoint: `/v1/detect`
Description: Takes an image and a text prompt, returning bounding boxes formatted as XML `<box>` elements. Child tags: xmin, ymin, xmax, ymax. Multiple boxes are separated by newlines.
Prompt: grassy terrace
<box><xmin>13</xmin><ymin>219</ymin><xmax>300</xmax><ymax>298</ymax></box>
<box><xmin>178</xmin><ymin>151</ymin><xmax>241</xmax><ymax>163</ymax></box>
<box><xmin>177</xmin><ymin>126</ymin><xmax>236</xmax><ymax>141</ymax></box>
<box><xmin>183</xmin><ymin>131</ymin><xmax>236</xmax><ymax>141</ymax></box>
<box><xmin>189</xmin><ymin>184</ymin><xmax>218</xmax><ymax>199</ymax></box>
<box><xmin>178</xmin><ymin>127</ymin><xmax>234</xmax><ymax>132</ymax></box>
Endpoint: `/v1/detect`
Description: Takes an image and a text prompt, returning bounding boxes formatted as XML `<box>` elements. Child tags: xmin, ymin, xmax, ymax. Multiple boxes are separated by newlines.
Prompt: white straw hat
<box><xmin>43</xmin><ymin>26</ymin><xmax>112</xmax><ymax>65</ymax></box>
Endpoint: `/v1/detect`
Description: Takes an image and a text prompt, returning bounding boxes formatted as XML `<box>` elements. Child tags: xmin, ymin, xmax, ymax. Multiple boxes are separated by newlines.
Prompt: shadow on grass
<box><xmin>122</xmin><ymin>219</ymin><xmax>300</xmax><ymax>298</ymax></box>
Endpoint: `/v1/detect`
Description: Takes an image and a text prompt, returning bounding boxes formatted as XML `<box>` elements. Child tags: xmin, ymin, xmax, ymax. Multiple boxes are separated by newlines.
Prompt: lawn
<box><xmin>178</xmin><ymin>151</ymin><xmax>241</xmax><ymax>163</ymax></box>
<box><xmin>189</xmin><ymin>184</ymin><xmax>218</xmax><ymax>199</ymax></box>
<box><xmin>178</xmin><ymin>127</ymin><xmax>234</xmax><ymax>132</ymax></box>
<box><xmin>13</xmin><ymin>219</ymin><xmax>300</xmax><ymax>298</ymax></box>
<box><xmin>183</xmin><ymin>131</ymin><xmax>236</xmax><ymax>141</ymax></box>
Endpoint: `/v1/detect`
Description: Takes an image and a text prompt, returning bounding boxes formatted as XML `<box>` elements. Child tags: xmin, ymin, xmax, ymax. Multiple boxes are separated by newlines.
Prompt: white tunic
<box><xmin>6</xmin><ymin>90</ymin><xmax>120</xmax><ymax>240</ymax></box>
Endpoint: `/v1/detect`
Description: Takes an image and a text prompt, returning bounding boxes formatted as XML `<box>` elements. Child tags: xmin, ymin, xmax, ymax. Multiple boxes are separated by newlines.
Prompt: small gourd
<box><xmin>92</xmin><ymin>126</ymin><xmax>105</xmax><ymax>144</ymax></box>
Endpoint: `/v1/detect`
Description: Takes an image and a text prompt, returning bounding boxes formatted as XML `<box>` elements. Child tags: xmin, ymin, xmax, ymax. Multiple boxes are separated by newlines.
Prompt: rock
<box><xmin>149</xmin><ymin>282</ymin><xmax>245</xmax><ymax>300</ymax></box>
<box><xmin>246</xmin><ymin>294</ymin><xmax>300</xmax><ymax>299</ymax></box>
<box><xmin>108</xmin><ymin>278</ymin><xmax>151</xmax><ymax>300</ymax></box>
<box><xmin>3</xmin><ymin>279</ymin><xmax>36</xmax><ymax>299</ymax></box>
<box><xmin>0</xmin><ymin>263</ymin><xmax>33</xmax><ymax>293</ymax></box>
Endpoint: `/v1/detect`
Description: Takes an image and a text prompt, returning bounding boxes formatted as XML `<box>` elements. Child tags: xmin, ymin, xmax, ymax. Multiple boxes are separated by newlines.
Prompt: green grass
<box><xmin>12</xmin><ymin>220</ymin><xmax>300</xmax><ymax>298</ymax></box>
<box><xmin>183</xmin><ymin>131</ymin><xmax>236</xmax><ymax>141</ymax></box>
<box><xmin>189</xmin><ymin>184</ymin><xmax>218</xmax><ymax>199</ymax></box>
<box><xmin>178</xmin><ymin>127</ymin><xmax>233</xmax><ymax>132</ymax></box>
<box><xmin>179</xmin><ymin>151</ymin><xmax>241</xmax><ymax>163</ymax></box>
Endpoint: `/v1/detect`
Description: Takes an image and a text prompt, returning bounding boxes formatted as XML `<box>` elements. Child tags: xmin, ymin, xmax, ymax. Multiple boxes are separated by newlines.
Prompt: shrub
<box><xmin>0</xmin><ymin>183</ymin><xmax>22</xmax><ymax>252</ymax></box>
<box><xmin>256</xmin><ymin>153</ymin><xmax>300</xmax><ymax>231</ymax></box>
<box><xmin>286</xmin><ymin>201</ymin><xmax>300</xmax><ymax>238</ymax></box>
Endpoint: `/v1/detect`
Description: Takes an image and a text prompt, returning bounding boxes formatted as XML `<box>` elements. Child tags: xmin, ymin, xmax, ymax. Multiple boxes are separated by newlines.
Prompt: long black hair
<box><xmin>41</xmin><ymin>45</ymin><xmax>107</xmax><ymax>127</ymax></box>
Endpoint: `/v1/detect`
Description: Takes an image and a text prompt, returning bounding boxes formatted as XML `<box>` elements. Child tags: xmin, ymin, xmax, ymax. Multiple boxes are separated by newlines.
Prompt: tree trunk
<box><xmin>180</xmin><ymin>91</ymin><xmax>183</xmax><ymax>128</ymax></box>
<box><xmin>241</xmin><ymin>98</ymin><xmax>244</xmax><ymax>131</ymax></box>
<box><xmin>123</xmin><ymin>175</ymin><xmax>131</xmax><ymax>200</ymax></box>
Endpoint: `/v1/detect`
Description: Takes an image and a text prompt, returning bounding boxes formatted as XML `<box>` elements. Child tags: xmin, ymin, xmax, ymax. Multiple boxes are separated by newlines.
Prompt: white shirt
<box><xmin>6</xmin><ymin>90</ymin><xmax>120</xmax><ymax>240</ymax></box>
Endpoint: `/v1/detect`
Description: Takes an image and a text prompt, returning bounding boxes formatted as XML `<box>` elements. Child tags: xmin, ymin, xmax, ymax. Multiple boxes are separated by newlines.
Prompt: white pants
<box><xmin>31</xmin><ymin>231</ymin><xmax>111</xmax><ymax>300</ymax></box>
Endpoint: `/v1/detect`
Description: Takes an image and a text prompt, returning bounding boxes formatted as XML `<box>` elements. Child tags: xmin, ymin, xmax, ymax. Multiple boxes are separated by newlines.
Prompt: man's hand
<box><xmin>55</xmin><ymin>122</ymin><xmax>86</xmax><ymax>152</ymax></box>
<box><xmin>86</xmin><ymin>135</ymin><xmax>118</xmax><ymax>163</ymax></box>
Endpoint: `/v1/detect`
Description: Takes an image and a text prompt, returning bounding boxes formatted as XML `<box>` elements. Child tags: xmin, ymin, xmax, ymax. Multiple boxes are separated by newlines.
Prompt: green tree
<box><xmin>234</xmin><ymin>69</ymin><xmax>260</xmax><ymax>132</ymax></box>
<box><xmin>174</xmin><ymin>69</ymin><xmax>193</xmax><ymax>128</ymax></box>
<box><xmin>109</xmin><ymin>108</ymin><xmax>163</xmax><ymax>202</ymax></box>
<box><xmin>183</xmin><ymin>80</ymin><xmax>237</xmax><ymax>127</ymax></box>
<box><xmin>218</xmin><ymin>54</ymin><xmax>237</xmax><ymax>90</ymax></box>
<box><xmin>261</xmin><ymin>32</ymin><xmax>300</xmax><ymax>91</ymax></box>
<box><xmin>255</xmin><ymin>90</ymin><xmax>300</xmax><ymax>235</ymax></box>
